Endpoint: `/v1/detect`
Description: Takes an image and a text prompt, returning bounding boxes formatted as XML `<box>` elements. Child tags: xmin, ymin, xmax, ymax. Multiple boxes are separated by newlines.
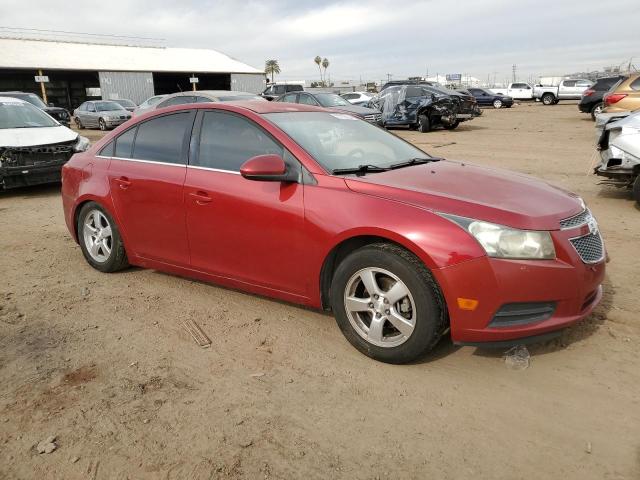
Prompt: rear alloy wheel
<box><xmin>99</xmin><ymin>118</ymin><xmax>107</xmax><ymax>131</ymax></box>
<box><xmin>493</xmin><ymin>99</ymin><xmax>503</xmax><ymax>109</ymax></box>
<box><xmin>542</xmin><ymin>93</ymin><xmax>555</xmax><ymax>105</ymax></box>
<box><xmin>330</xmin><ymin>243</ymin><xmax>446</xmax><ymax>364</ymax></box>
<box><xmin>417</xmin><ymin>114</ymin><xmax>430</xmax><ymax>133</ymax></box>
<box><xmin>77</xmin><ymin>202</ymin><xmax>129</xmax><ymax>273</ymax></box>
<box><xmin>591</xmin><ymin>102</ymin><xmax>603</xmax><ymax>120</ymax></box>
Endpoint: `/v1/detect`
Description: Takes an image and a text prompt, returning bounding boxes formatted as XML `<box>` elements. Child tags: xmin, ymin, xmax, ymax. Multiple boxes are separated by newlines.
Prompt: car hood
<box><xmin>0</xmin><ymin>125</ymin><xmax>77</xmax><ymax>147</ymax></box>
<box><xmin>344</xmin><ymin>160</ymin><xmax>582</xmax><ymax>230</ymax></box>
<box><xmin>330</xmin><ymin>104</ymin><xmax>380</xmax><ymax>115</ymax></box>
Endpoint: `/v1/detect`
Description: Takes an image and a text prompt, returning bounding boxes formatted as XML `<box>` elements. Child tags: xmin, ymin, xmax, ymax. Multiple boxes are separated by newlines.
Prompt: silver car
<box><xmin>152</xmin><ymin>90</ymin><xmax>265</xmax><ymax>111</ymax></box>
<box><xmin>73</xmin><ymin>101</ymin><xmax>132</xmax><ymax>130</ymax></box>
<box><xmin>132</xmin><ymin>94</ymin><xmax>168</xmax><ymax>117</ymax></box>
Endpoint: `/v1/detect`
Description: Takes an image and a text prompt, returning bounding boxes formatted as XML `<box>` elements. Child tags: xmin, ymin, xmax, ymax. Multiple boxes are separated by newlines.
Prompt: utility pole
<box><xmin>512</xmin><ymin>64</ymin><xmax>517</xmax><ymax>83</ymax></box>
<box><xmin>386</xmin><ymin>73</ymin><xmax>392</xmax><ymax>83</ymax></box>
<box><xmin>38</xmin><ymin>69</ymin><xmax>47</xmax><ymax>104</ymax></box>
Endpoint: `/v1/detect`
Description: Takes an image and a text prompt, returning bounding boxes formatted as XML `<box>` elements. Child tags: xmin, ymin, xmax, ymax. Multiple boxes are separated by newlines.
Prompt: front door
<box><xmin>184</xmin><ymin>110</ymin><xmax>307</xmax><ymax>296</ymax></box>
<box><xmin>108</xmin><ymin>111</ymin><xmax>195</xmax><ymax>266</ymax></box>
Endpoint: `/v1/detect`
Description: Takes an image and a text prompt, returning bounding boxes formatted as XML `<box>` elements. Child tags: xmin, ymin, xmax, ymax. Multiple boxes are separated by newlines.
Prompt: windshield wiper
<box><xmin>332</xmin><ymin>164</ymin><xmax>390</xmax><ymax>175</ymax></box>
<box><xmin>389</xmin><ymin>157</ymin><xmax>442</xmax><ymax>170</ymax></box>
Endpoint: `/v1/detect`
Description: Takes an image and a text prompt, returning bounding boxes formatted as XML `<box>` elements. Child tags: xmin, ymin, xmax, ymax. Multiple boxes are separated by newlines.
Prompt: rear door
<box><xmin>184</xmin><ymin>110</ymin><xmax>307</xmax><ymax>296</ymax></box>
<box><xmin>108</xmin><ymin>111</ymin><xmax>195</xmax><ymax>266</ymax></box>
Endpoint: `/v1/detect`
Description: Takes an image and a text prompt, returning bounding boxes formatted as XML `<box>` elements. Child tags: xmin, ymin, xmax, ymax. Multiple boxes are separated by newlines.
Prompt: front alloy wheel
<box><xmin>344</xmin><ymin>267</ymin><xmax>416</xmax><ymax>348</ymax></box>
<box><xmin>493</xmin><ymin>99</ymin><xmax>503</xmax><ymax>109</ymax></box>
<box><xmin>330</xmin><ymin>243</ymin><xmax>446</xmax><ymax>364</ymax></box>
<box><xmin>99</xmin><ymin>118</ymin><xmax>107</xmax><ymax>131</ymax></box>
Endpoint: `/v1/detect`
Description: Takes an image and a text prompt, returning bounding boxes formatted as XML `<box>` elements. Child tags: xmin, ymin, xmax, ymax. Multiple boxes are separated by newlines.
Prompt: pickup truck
<box><xmin>533</xmin><ymin>79</ymin><xmax>593</xmax><ymax>105</ymax></box>
<box><xmin>490</xmin><ymin>83</ymin><xmax>534</xmax><ymax>100</ymax></box>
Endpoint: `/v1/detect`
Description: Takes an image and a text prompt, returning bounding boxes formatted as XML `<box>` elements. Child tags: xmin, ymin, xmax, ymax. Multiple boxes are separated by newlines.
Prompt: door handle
<box><xmin>114</xmin><ymin>176</ymin><xmax>131</xmax><ymax>189</ymax></box>
<box><xmin>189</xmin><ymin>191</ymin><xmax>212</xmax><ymax>205</ymax></box>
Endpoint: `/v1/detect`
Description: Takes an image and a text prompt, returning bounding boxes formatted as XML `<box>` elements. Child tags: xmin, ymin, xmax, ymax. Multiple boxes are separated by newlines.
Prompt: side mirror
<box><xmin>240</xmin><ymin>154</ymin><xmax>295</xmax><ymax>182</ymax></box>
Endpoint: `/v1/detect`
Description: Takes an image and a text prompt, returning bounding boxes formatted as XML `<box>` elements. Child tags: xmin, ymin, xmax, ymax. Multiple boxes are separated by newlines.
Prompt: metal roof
<box><xmin>0</xmin><ymin>38</ymin><xmax>263</xmax><ymax>74</ymax></box>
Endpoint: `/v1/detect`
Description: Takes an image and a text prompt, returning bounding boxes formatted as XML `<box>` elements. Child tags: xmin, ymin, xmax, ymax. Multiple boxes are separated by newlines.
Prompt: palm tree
<box><xmin>322</xmin><ymin>58</ymin><xmax>330</xmax><ymax>86</ymax></box>
<box><xmin>314</xmin><ymin>56</ymin><xmax>323</xmax><ymax>84</ymax></box>
<box><xmin>264</xmin><ymin>59</ymin><xmax>281</xmax><ymax>83</ymax></box>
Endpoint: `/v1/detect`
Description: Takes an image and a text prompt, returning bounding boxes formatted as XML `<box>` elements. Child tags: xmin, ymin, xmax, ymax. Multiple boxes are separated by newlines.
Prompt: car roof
<box><xmin>0</xmin><ymin>96</ymin><xmax>28</xmax><ymax>103</ymax></box>
<box><xmin>163</xmin><ymin>90</ymin><xmax>259</xmax><ymax>99</ymax></box>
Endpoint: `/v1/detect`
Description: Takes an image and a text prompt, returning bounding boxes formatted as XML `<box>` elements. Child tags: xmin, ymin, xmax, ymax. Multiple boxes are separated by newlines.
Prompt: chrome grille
<box><xmin>570</xmin><ymin>233</ymin><xmax>604</xmax><ymax>263</ymax></box>
<box><xmin>363</xmin><ymin>113</ymin><xmax>382</xmax><ymax>123</ymax></box>
<box><xmin>560</xmin><ymin>209</ymin><xmax>591</xmax><ymax>229</ymax></box>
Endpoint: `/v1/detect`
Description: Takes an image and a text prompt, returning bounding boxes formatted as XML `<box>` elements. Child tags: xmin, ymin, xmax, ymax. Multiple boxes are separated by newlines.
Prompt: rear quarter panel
<box><xmin>62</xmin><ymin>153</ymin><xmax>115</xmax><ymax>243</ymax></box>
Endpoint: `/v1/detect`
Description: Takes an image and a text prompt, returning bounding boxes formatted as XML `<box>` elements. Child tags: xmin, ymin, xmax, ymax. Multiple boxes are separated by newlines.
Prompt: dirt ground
<box><xmin>1</xmin><ymin>102</ymin><xmax>639</xmax><ymax>480</ymax></box>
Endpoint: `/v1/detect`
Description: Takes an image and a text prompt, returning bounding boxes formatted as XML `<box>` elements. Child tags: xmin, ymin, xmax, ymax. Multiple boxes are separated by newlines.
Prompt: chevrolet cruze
<box><xmin>61</xmin><ymin>101</ymin><xmax>606</xmax><ymax>363</ymax></box>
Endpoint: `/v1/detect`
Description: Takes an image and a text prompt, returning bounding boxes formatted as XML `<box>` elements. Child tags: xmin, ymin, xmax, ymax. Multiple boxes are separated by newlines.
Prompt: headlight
<box><xmin>441</xmin><ymin>214</ymin><xmax>556</xmax><ymax>260</ymax></box>
<box><xmin>74</xmin><ymin>135</ymin><xmax>90</xmax><ymax>152</ymax></box>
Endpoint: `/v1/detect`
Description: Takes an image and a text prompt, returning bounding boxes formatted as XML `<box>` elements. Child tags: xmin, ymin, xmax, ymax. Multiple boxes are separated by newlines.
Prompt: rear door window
<box><xmin>99</xmin><ymin>141</ymin><xmax>114</xmax><ymax>157</ymax></box>
<box><xmin>281</xmin><ymin>93</ymin><xmax>298</xmax><ymax>103</ymax></box>
<box><xmin>132</xmin><ymin>112</ymin><xmax>192</xmax><ymax>164</ymax></box>
<box><xmin>114</xmin><ymin>127</ymin><xmax>136</xmax><ymax>158</ymax></box>
<box><xmin>195</xmin><ymin>111</ymin><xmax>283</xmax><ymax>172</ymax></box>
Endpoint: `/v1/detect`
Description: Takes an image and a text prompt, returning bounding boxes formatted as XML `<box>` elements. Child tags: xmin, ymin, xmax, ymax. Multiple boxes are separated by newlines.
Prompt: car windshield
<box><xmin>314</xmin><ymin>94</ymin><xmax>351</xmax><ymax>107</ymax></box>
<box><xmin>265</xmin><ymin>111</ymin><xmax>431</xmax><ymax>173</ymax></box>
<box><xmin>115</xmin><ymin>99</ymin><xmax>135</xmax><ymax>107</ymax></box>
<box><xmin>0</xmin><ymin>100</ymin><xmax>58</xmax><ymax>129</ymax></box>
<box><xmin>95</xmin><ymin>101</ymin><xmax>124</xmax><ymax>112</ymax></box>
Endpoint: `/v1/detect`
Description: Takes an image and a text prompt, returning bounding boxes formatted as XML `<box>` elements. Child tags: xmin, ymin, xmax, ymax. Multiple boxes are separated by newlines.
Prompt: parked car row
<box><xmin>490</xmin><ymin>80</ymin><xmax>594</xmax><ymax>105</ymax></box>
<box><xmin>591</xmin><ymin>72</ymin><xmax>640</xmax><ymax>204</ymax></box>
<box><xmin>579</xmin><ymin>72</ymin><xmax>640</xmax><ymax>121</ymax></box>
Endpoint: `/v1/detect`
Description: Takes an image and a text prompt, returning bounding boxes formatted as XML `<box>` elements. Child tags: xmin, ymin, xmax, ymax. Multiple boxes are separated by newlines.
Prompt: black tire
<box><xmin>75</xmin><ymin>117</ymin><xmax>84</xmax><ymax>129</ymax></box>
<box><xmin>633</xmin><ymin>175</ymin><xmax>640</xmax><ymax>206</ymax></box>
<box><xmin>443</xmin><ymin>120</ymin><xmax>460</xmax><ymax>130</ymax></box>
<box><xmin>590</xmin><ymin>102</ymin><xmax>603</xmax><ymax>121</ymax></box>
<box><xmin>418</xmin><ymin>114</ymin><xmax>430</xmax><ymax>133</ymax></box>
<box><xmin>330</xmin><ymin>243</ymin><xmax>447</xmax><ymax>364</ymax></box>
<box><xmin>542</xmin><ymin>93</ymin><xmax>555</xmax><ymax>105</ymax></box>
<box><xmin>77</xmin><ymin>202</ymin><xmax>129</xmax><ymax>273</ymax></box>
<box><xmin>99</xmin><ymin>118</ymin><xmax>107</xmax><ymax>131</ymax></box>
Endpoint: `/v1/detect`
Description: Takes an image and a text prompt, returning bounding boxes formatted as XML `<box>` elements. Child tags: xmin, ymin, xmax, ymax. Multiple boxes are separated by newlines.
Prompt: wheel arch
<box><xmin>318</xmin><ymin>232</ymin><xmax>439</xmax><ymax>311</ymax></box>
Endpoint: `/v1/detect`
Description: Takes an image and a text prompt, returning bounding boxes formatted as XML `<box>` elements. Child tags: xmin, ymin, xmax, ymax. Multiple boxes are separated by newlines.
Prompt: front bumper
<box><xmin>433</xmin><ymin>225</ymin><xmax>606</xmax><ymax>345</ymax></box>
<box><xmin>105</xmin><ymin>118</ymin><xmax>129</xmax><ymax>128</ymax></box>
<box><xmin>0</xmin><ymin>161</ymin><xmax>67</xmax><ymax>188</ymax></box>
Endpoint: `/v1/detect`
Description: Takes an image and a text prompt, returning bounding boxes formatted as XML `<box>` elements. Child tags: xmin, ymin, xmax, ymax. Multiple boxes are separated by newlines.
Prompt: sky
<box><xmin>1</xmin><ymin>0</ymin><xmax>639</xmax><ymax>84</ymax></box>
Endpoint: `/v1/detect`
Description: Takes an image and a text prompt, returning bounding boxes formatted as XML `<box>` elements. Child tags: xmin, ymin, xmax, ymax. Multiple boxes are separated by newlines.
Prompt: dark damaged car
<box><xmin>372</xmin><ymin>85</ymin><xmax>481</xmax><ymax>132</ymax></box>
<box><xmin>0</xmin><ymin>91</ymin><xmax>71</xmax><ymax>127</ymax></box>
<box><xmin>0</xmin><ymin>97</ymin><xmax>89</xmax><ymax>189</ymax></box>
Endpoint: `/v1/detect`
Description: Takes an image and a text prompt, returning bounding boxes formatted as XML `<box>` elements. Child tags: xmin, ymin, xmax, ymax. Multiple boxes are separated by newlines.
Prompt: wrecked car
<box><xmin>0</xmin><ymin>97</ymin><xmax>89</xmax><ymax>189</ymax></box>
<box><xmin>594</xmin><ymin>109</ymin><xmax>640</xmax><ymax>204</ymax></box>
<box><xmin>371</xmin><ymin>85</ymin><xmax>480</xmax><ymax>132</ymax></box>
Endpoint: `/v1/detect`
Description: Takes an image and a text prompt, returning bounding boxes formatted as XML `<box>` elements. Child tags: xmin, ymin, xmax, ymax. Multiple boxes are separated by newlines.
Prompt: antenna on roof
<box><xmin>0</xmin><ymin>26</ymin><xmax>166</xmax><ymax>48</ymax></box>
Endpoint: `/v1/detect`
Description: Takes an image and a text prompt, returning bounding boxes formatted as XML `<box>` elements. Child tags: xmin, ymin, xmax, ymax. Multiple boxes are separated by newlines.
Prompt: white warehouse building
<box><xmin>0</xmin><ymin>37</ymin><xmax>266</xmax><ymax>110</ymax></box>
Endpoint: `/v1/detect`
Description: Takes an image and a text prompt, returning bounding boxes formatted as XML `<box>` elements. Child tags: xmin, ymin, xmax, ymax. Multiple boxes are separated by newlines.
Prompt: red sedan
<box><xmin>61</xmin><ymin>101</ymin><xmax>605</xmax><ymax>363</ymax></box>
